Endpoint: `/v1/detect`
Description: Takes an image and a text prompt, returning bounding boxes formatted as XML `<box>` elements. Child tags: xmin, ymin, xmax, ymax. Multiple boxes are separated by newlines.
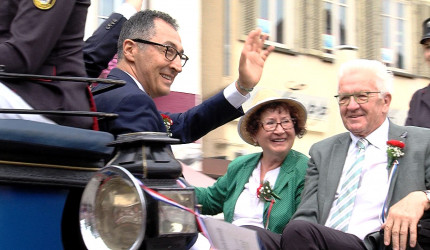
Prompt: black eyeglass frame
<box><xmin>260</xmin><ymin>118</ymin><xmax>296</xmax><ymax>132</ymax></box>
<box><xmin>334</xmin><ymin>91</ymin><xmax>381</xmax><ymax>106</ymax></box>
<box><xmin>131</xmin><ymin>38</ymin><xmax>189</xmax><ymax>67</ymax></box>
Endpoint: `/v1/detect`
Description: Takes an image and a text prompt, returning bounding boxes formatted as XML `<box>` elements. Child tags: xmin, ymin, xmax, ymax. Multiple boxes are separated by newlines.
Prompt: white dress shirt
<box><xmin>232</xmin><ymin>161</ymin><xmax>280</xmax><ymax>229</ymax></box>
<box><xmin>0</xmin><ymin>82</ymin><xmax>56</xmax><ymax>124</ymax></box>
<box><xmin>325</xmin><ymin>118</ymin><xmax>390</xmax><ymax>240</ymax></box>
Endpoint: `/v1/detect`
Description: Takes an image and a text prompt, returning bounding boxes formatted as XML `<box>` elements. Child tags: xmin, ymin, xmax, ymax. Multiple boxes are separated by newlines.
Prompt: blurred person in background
<box><xmin>195</xmin><ymin>98</ymin><xmax>309</xmax><ymax>249</ymax></box>
<box><xmin>405</xmin><ymin>17</ymin><xmax>430</xmax><ymax>128</ymax></box>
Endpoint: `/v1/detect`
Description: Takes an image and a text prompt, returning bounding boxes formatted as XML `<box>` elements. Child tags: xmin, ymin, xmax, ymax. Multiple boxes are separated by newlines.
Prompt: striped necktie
<box><xmin>326</xmin><ymin>138</ymin><xmax>368</xmax><ymax>232</ymax></box>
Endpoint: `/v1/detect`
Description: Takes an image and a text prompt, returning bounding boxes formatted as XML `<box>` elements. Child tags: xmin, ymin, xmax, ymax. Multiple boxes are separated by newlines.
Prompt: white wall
<box><xmin>150</xmin><ymin>0</ymin><xmax>201</xmax><ymax>95</ymax></box>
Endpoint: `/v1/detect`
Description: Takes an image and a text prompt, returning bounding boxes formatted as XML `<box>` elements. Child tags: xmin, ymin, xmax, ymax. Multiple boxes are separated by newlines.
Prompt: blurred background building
<box><xmin>85</xmin><ymin>0</ymin><xmax>430</xmax><ymax>177</ymax></box>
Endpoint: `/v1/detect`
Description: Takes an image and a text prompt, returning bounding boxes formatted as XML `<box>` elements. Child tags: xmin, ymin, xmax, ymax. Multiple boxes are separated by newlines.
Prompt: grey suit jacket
<box><xmin>292</xmin><ymin>121</ymin><xmax>430</xmax><ymax>228</ymax></box>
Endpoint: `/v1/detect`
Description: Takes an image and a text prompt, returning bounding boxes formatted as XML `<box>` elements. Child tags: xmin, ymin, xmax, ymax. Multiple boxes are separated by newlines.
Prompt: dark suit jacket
<box><xmin>0</xmin><ymin>0</ymin><xmax>93</xmax><ymax>129</ymax></box>
<box><xmin>94</xmin><ymin>68</ymin><xmax>244</xmax><ymax>142</ymax></box>
<box><xmin>83</xmin><ymin>13</ymin><xmax>126</xmax><ymax>78</ymax></box>
<box><xmin>292</xmin><ymin>121</ymin><xmax>430</xmax><ymax>228</ymax></box>
<box><xmin>405</xmin><ymin>84</ymin><xmax>430</xmax><ymax>128</ymax></box>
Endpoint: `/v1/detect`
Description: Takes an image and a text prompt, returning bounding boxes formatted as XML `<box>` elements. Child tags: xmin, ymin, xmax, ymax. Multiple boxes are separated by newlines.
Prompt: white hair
<box><xmin>337</xmin><ymin>59</ymin><xmax>394</xmax><ymax>95</ymax></box>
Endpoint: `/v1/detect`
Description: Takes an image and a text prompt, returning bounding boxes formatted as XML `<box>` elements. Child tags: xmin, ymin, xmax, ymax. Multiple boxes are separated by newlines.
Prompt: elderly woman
<box><xmin>195</xmin><ymin>97</ymin><xmax>309</xmax><ymax>249</ymax></box>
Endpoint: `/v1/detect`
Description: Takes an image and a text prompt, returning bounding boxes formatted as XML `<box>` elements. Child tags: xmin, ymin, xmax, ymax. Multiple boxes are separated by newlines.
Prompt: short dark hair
<box><xmin>117</xmin><ymin>10</ymin><xmax>179</xmax><ymax>60</ymax></box>
<box><xmin>245</xmin><ymin>101</ymin><xmax>307</xmax><ymax>139</ymax></box>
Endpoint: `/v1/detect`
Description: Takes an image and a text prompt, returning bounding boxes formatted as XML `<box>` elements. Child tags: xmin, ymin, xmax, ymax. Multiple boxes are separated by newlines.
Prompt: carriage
<box><xmin>0</xmin><ymin>70</ymin><xmax>198</xmax><ymax>250</ymax></box>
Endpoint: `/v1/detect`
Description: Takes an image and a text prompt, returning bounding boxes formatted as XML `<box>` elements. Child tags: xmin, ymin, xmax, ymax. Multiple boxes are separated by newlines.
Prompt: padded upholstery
<box><xmin>0</xmin><ymin>119</ymin><xmax>115</xmax><ymax>187</ymax></box>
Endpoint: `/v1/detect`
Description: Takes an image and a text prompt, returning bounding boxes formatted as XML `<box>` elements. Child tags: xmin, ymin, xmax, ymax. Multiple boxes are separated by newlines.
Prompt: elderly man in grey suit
<box><xmin>281</xmin><ymin>59</ymin><xmax>430</xmax><ymax>250</ymax></box>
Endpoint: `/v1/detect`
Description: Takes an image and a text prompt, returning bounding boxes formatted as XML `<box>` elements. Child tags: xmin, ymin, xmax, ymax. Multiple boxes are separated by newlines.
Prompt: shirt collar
<box><xmin>124</xmin><ymin>71</ymin><xmax>145</xmax><ymax>93</ymax></box>
<box><xmin>349</xmin><ymin>118</ymin><xmax>389</xmax><ymax>150</ymax></box>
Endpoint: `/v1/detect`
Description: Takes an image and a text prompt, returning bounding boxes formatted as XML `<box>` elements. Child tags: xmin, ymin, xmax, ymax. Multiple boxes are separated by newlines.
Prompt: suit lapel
<box><xmin>109</xmin><ymin>68</ymin><xmax>165</xmax><ymax>132</ymax></box>
<box><xmin>272</xmin><ymin>151</ymin><xmax>296</xmax><ymax>193</ymax></box>
<box><xmin>385</xmin><ymin>122</ymin><xmax>408</xmax><ymax>207</ymax></box>
<box><xmin>235</xmin><ymin>154</ymin><xmax>261</xmax><ymax>197</ymax></box>
<box><xmin>321</xmin><ymin>133</ymin><xmax>351</xmax><ymax>223</ymax></box>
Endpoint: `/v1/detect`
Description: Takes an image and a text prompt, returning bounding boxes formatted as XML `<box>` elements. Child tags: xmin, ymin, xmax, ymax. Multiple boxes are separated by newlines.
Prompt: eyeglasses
<box><xmin>261</xmin><ymin>118</ymin><xmax>296</xmax><ymax>132</ymax></box>
<box><xmin>131</xmin><ymin>38</ymin><xmax>189</xmax><ymax>67</ymax></box>
<box><xmin>334</xmin><ymin>91</ymin><xmax>381</xmax><ymax>106</ymax></box>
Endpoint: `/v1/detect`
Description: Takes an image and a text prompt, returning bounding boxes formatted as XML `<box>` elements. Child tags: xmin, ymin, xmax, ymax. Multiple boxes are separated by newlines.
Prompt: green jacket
<box><xmin>195</xmin><ymin>150</ymin><xmax>309</xmax><ymax>234</ymax></box>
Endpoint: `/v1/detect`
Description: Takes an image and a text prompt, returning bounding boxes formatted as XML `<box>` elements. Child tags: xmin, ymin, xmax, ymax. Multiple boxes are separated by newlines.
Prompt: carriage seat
<box><xmin>0</xmin><ymin>119</ymin><xmax>114</xmax><ymax>187</ymax></box>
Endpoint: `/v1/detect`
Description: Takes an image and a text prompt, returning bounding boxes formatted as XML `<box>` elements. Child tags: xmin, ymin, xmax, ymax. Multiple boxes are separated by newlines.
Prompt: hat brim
<box><xmin>237</xmin><ymin>97</ymin><xmax>307</xmax><ymax>145</ymax></box>
<box><xmin>421</xmin><ymin>36</ymin><xmax>430</xmax><ymax>44</ymax></box>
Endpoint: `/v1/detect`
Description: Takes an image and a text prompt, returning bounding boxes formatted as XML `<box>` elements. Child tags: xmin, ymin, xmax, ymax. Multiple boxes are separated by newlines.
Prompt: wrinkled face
<box><xmin>132</xmin><ymin>19</ymin><xmax>184</xmax><ymax>97</ymax></box>
<box><xmin>338</xmin><ymin>70</ymin><xmax>391</xmax><ymax>138</ymax></box>
<box><xmin>253</xmin><ymin>107</ymin><xmax>296</xmax><ymax>158</ymax></box>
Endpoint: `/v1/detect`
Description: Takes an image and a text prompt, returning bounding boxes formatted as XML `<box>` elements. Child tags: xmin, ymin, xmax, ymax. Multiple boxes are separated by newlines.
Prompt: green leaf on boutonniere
<box><xmin>161</xmin><ymin>114</ymin><xmax>173</xmax><ymax>137</ymax></box>
<box><xmin>257</xmin><ymin>181</ymin><xmax>281</xmax><ymax>202</ymax></box>
<box><xmin>386</xmin><ymin>140</ymin><xmax>405</xmax><ymax>168</ymax></box>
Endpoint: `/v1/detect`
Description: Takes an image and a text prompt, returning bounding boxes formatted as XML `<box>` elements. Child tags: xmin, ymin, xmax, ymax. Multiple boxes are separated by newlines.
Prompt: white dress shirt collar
<box><xmin>349</xmin><ymin>118</ymin><xmax>389</xmax><ymax>150</ymax></box>
<box><xmin>124</xmin><ymin>71</ymin><xmax>145</xmax><ymax>93</ymax></box>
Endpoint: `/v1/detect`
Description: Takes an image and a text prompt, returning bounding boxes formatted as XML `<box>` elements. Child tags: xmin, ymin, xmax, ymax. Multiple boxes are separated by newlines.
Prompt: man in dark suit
<box><xmin>93</xmin><ymin>10</ymin><xmax>274</xmax><ymax>141</ymax></box>
<box><xmin>0</xmin><ymin>0</ymin><xmax>94</xmax><ymax>129</ymax></box>
<box><xmin>405</xmin><ymin>17</ymin><xmax>430</xmax><ymax>128</ymax></box>
<box><xmin>281</xmin><ymin>59</ymin><xmax>430</xmax><ymax>250</ymax></box>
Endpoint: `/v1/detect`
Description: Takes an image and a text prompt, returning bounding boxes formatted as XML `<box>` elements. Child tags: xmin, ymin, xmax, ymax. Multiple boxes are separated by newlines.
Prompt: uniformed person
<box><xmin>405</xmin><ymin>17</ymin><xmax>430</xmax><ymax>128</ymax></box>
<box><xmin>0</xmin><ymin>0</ymin><xmax>94</xmax><ymax>129</ymax></box>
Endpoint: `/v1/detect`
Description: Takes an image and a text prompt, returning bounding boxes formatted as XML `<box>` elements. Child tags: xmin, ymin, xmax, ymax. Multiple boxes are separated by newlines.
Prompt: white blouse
<box><xmin>232</xmin><ymin>161</ymin><xmax>280</xmax><ymax>229</ymax></box>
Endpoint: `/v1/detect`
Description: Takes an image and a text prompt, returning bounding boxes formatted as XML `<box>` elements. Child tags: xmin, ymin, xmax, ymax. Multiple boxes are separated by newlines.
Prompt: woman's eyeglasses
<box><xmin>261</xmin><ymin>118</ymin><xmax>296</xmax><ymax>132</ymax></box>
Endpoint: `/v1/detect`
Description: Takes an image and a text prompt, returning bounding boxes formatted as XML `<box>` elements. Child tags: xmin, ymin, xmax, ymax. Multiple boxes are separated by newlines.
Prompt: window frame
<box><xmin>380</xmin><ymin>0</ymin><xmax>410</xmax><ymax>70</ymax></box>
<box><xmin>257</xmin><ymin>0</ymin><xmax>295</xmax><ymax>49</ymax></box>
<box><xmin>322</xmin><ymin>0</ymin><xmax>356</xmax><ymax>52</ymax></box>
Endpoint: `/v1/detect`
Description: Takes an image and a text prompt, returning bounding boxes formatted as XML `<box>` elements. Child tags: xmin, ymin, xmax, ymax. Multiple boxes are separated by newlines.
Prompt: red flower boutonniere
<box><xmin>257</xmin><ymin>181</ymin><xmax>281</xmax><ymax>229</ymax></box>
<box><xmin>257</xmin><ymin>181</ymin><xmax>281</xmax><ymax>202</ymax></box>
<box><xmin>386</xmin><ymin>140</ymin><xmax>405</xmax><ymax>168</ymax></box>
<box><xmin>161</xmin><ymin>114</ymin><xmax>173</xmax><ymax>137</ymax></box>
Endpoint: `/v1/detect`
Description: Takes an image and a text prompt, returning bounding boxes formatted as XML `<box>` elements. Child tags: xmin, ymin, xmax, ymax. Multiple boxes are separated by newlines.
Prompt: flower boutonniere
<box><xmin>257</xmin><ymin>181</ymin><xmax>281</xmax><ymax>202</ymax></box>
<box><xmin>386</xmin><ymin>140</ymin><xmax>405</xmax><ymax>168</ymax></box>
<box><xmin>161</xmin><ymin>114</ymin><xmax>173</xmax><ymax>137</ymax></box>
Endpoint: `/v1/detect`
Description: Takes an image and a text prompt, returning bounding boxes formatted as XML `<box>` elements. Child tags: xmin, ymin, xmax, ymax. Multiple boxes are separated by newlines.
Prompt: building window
<box><xmin>323</xmin><ymin>0</ymin><xmax>351</xmax><ymax>52</ymax></box>
<box><xmin>381</xmin><ymin>0</ymin><xmax>407</xmax><ymax>69</ymax></box>
<box><xmin>97</xmin><ymin>0</ymin><xmax>124</xmax><ymax>24</ymax></box>
<box><xmin>98</xmin><ymin>0</ymin><xmax>114</xmax><ymax>21</ymax></box>
<box><xmin>257</xmin><ymin>0</ymin><xmax>293</xmax><ymax>47</ymax></box>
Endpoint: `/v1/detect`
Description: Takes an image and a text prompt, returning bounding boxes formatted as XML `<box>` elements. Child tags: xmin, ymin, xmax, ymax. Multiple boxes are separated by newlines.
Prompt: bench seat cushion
<box><xmin>0</xmin><ymin>119</ymin><xmax>115</xmax><ymax>187</ymax></box>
